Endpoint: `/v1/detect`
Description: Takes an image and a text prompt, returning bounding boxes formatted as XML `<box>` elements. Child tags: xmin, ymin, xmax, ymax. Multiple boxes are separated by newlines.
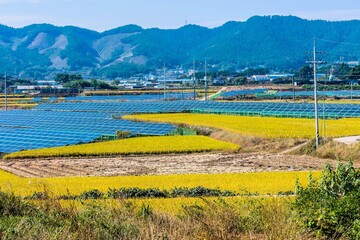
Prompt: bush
<box><xmin>78</xmin><ymin>189</ymin><xmax>104</xmax><ymax>200</ymax></box>
<box><xmin>0</xmin><ymin>192</ymin><xmax>35</xmax><ymax>217</ymax></box>
<box><xmin>170</xmin><ymin>186</ymin><xmax>236</xmax><ymax>197</ymax></box>
<box><xmin>108</xmin><ymin>186</ymin><xmax>237</xmax><ymax>199</ymax></box>
<box><xmin>293</xmin><ymin>161</ymin><xmax>360</xmax><ymax>239</ymax></box>
<box><xmin>25</xmin><ymin>191</ymin><xmax>49</xmax><ymax>200</ymax></box>
<box><xmin>108</xmin><ymin>188</ymin><xmax>169</xmax><ymax>199</ymax></box>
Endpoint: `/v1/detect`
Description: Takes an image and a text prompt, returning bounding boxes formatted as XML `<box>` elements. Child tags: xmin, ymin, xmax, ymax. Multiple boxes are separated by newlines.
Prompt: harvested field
<box><xmin>0</xmin><ymin>152</ymin><xmax>353</xmax><ymax>178</ymax></box>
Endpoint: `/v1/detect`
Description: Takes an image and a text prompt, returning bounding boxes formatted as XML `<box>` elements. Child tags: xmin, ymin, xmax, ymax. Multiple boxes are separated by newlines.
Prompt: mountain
<box><xmin>1</xmin><ymin>16</ymin><xmax>360</xmax><ymax>79</ymax></box>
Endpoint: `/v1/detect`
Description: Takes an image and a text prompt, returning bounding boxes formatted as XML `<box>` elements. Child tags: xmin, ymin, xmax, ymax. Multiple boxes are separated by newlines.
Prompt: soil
<box><xmin>0</xmin><ymin>152</ymin><xmax>354</xmax><ymax>178</ymax></box>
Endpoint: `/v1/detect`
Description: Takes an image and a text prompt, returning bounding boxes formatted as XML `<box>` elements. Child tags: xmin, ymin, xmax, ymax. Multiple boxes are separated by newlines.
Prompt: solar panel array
<box><xmin>64</xmin><ymin>92</ymin><xmax>196</xmax><ymax>102</ymax></box>
<box><xmin>221</xmin><ymin>89</ymin><xmax>267</xmax><ymax>97</ymax></box>
<box><xmin>222</xmin><ymin>90</ymin><xmax>360</xmax><ymax>98</ymax></box>
<box><xmin>0</xmin><ymin>110</ymin><xmax>176</xmax><ymax>153</ymax></box>
<box><xmin>36</xmin><ymin>100</ymin><xmax>199</xmax><ymax>113</ymax></box>
<box><xmin>35</xmin><ymin>100</ymin><xmax>360</xmax><ymax>118</ymax></box>
<box><xmin>275</xmin><ymin>90</ymin><xmax>360</xmax><ymax>97</ymax></box>
<box><xmin>3</xmin><ymin>98</ymin><xmax>360</xmax><ymax>153</ymax></box>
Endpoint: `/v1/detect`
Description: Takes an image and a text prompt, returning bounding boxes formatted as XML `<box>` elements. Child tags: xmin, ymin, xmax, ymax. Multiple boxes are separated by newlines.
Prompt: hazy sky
<box><xmin>0</xmin><ymin>0</ymin><xmax>360</xmax><ymax>32</ymax></box>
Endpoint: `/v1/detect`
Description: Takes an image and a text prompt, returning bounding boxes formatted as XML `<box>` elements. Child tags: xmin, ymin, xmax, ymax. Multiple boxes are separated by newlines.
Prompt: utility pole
<box><xmin>4</xmin><ymin>72</ymin><xmax>7</xmax><ymax>111</ymax></box>
<box><xmin>292</xmin><ymin>76</ymin><xmax>295</xmax><ymax>103</ymax></box>
<box><xmin>164</xmin><ymin>66</ymin><xmax>167</xmax><ymax>100</ymax></box>
<box><xmin>204</xmin><ymin>58</ymin><xmax>208</xmax><ymax>101</ymax></box>
<box><xmin>193</xmin><ymin>58</ymin><xmax>196</xmax><ymax>100</ymax></box>
<box><xmin>306</xmin><ymin>37</ymin><xmax>327</xmax><ymax>148</ymax></box>
<box><xmin>323</xmin><ymin>80</ymin><xmax>326</xmax><ymax>143</ymax></box>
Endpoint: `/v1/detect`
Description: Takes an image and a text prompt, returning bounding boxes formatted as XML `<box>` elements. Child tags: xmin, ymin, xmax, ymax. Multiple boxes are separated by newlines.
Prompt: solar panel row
<box><xmin>221</xmin><ymin>89</ymin><xmax>267</xmax><ymax>97</ymax></box>
<box><xmin>64</xmin><ymin>92</ymin><xmax>196</xmax><ymax>102</ymax></box>
<box><xmin>222</xmin><ymin>90</ymin><xmax>360</xmax><ymax>98</ymax></box>
<box><xmin>35</xmin><ymin>100</ymin><xmax>360</xmax><ymax>118</ymax></box>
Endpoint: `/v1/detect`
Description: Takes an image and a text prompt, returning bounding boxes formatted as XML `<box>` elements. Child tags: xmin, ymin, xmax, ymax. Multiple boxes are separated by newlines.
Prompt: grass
<box><xmin>4</xmin><ymin>135</ymin><xmax>239</xmax><ymax>159</ymax></box>
<box><xmin>124</xmin><ymin>113</ymin><xmax>360</xmax><ymax>139</ymax></box>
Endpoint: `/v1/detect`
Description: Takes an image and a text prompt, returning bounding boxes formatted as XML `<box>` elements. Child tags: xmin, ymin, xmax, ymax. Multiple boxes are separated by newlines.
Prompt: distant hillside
<box><xmin>1</xmin><ymin>16</ymin><xmax>360</xmax><ymax>78</ymax></box>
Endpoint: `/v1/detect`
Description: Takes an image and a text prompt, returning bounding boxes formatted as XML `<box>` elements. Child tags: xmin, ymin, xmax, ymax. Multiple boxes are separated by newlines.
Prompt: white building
<box><xmin>251</xmin><ymin>75</ymin><xmax>270</xmax><ymax>81</ymax></box>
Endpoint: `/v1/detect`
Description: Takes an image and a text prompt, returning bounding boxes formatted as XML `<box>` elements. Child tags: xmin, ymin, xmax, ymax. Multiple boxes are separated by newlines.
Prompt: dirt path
<box><xmin>200</xmin><ymin>87</ymin><xmax>227</xmax><ymax>100</ymax></box>
<box><xmin>0</xmin><ymin>152</ymin><xmax>351</xmax><ymax>178</ymax></box>
<box><xmin>334</xmin><ymin>136</ymin><xmax>360</xmax><ymax>145</ymax></box>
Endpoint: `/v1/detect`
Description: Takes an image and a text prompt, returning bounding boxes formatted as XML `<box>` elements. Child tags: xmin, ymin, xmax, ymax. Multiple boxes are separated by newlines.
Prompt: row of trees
<box><xmin>296</xmin><ymin>63</ymin><xmax>360</xmax><ymax>81</ymax></box>
<box><xmin>55</xmin><ymin>73</ymin><xmax>116</xmax><ymax>90</ymax></box>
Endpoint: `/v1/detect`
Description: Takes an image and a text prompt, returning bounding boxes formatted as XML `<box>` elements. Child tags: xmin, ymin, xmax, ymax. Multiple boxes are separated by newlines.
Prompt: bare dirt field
<box><xmin>0</xmin><ymin>152</ymin><xmax>354</xmax><ymax>178</ymax></box>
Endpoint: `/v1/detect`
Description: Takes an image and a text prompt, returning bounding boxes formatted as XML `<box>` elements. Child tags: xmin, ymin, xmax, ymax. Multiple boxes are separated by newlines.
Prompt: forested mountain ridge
<box><xmin>0</xmin><ymin>15</ymin><xmax>360</xmax><ymax>78</ymax></box>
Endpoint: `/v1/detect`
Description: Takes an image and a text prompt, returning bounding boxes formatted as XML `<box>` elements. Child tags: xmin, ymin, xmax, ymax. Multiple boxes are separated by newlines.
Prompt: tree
<box><xmin>334</xmin><ymin>63</ymin><xmax>351</xmax><ymax>80</ymax></box>
<box><xmin>297</xmin><ymin>65</ymin><xmax>313</xmax><ymax>80</ymax></box>
<box><xmin>55</xmin><ymin>73</ymin><xmax>83</xmax><ymax>83</ymax></box>
<box><xmin>234</xmin><ymin>76</ymin><xmax>247</xmax><ymax>85</ymax></box>
<box><xmin>348</xmin><ymin>65</ymin><xmax>360</xmax><ymax>80</ymax></box>
<box><xmin>294</xmin><ymin>161</ymin><xmax>360</xmax><ymax>239</ymax></box>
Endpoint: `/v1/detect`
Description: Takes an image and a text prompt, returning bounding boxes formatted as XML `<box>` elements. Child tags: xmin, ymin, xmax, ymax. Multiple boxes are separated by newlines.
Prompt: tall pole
<box><xmin>163</xmin><ymin>65</ymin><xmax>166</xmax><ymax>101</ymax></box>
<box><xmin>323</xmin><ymin>80</ymin><xmax>326</xmax><ymax>143</ymax></box>
<box><xmin>204</xmin><ymin>58</ymin><xmax>208</xmax><ymax>101</ymax></box>
<box><xmin>306</xmin><ymin>38</ymin><xmax>326</xmax><ymax>149</ymax></box>
<box><xmin>4</xmin><ymin>72</ymin><xmax>7</xmax><ymax>111</ymax></box>
<box><xmin>313</xmin><ymin>38</ymin><xmax>320</xmax><ymax>148</ymax></box>
<box><xmin>292</xmin><ymin>76</ymin><xmax>295</xmax><ymax>103</ymax></box>
<box><xmin>193</xmin><ymin>58</ymin><xmax>196</xmax><ymax>100</ymax></box>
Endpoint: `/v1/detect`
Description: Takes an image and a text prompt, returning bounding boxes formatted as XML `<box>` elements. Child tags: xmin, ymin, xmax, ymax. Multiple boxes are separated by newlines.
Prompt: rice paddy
<box><xmin>4</xmin><ymin>135</ymin><xmax>239</xmax><ymax>159</ymax></box>
<box><xmin>124</xmin><ymin>113</ymin><xmax>360</xmax><ymax>138</ymax></box>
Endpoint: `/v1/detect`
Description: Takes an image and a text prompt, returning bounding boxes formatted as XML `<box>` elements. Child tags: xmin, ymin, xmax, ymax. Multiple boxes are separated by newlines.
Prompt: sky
<box><xmin>0</xmin><ymin>0</ymin><xmax>360</xmax><ymax>32</ymax></box>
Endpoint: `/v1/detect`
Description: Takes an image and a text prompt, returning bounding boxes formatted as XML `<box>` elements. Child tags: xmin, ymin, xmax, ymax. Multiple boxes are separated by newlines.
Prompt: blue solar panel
<box><xmin>222</xmin><ymin>89</ymin><xmax>360</xmax><ymax>98</ymax></box>
<box><xmin>221</xmin><ymin>89</ymin><xmax>267</xmax><ymax>97</ymax></box>
<box><xmin>0</xmin><ymin>110</ymin><xmax>176</xmax><ymax>153</ymax></box>
<box><xmin>64</xmin><ymin>93</ymin><xmax>196</xmax><ymax>102</ymax></box>
<box><xmin>34</xmin><ymin>100</ymin><xmax>360</xmax><ymax>119</ymax></box>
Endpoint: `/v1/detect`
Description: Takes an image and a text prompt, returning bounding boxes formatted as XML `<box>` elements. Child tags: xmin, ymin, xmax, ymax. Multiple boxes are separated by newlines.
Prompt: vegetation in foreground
<box><xmin>0</xmin><ymin>162</ymin><xmax>358</xmax><ymax>239</ymax></box>
<box><xmin>294</xmin><ymin>161</ymin><xmax>360</xmax><ymax>239</ymax></box>
<box><xmin>0</xmin><ymin>191</ymin><xmax>302</xmax><ymax>240</ymax></box>
<box><xmin>3</xmin><ymin>135</ymin><xmax>239</xmax><ymax>160</ymax></box>
<box><xmin>124</xmin><ymin>113</ymin><xmax>360</xmax><ymax>139</ymax></box>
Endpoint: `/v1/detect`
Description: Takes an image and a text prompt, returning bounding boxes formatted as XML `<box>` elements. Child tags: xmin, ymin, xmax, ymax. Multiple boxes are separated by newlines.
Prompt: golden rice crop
<box><xmin>0</xmin><ymin>98</ymin><xmax>33</xmax><ymax>101</ymax></box>
<box><xmin>0</xmin><ymin>103</ymin><xmax>37</xmax><ymax>107</ymax></box>
<box><xmin>0</xmin><ymin>169</ymin><xmax>319</xmax><ymax>198</ymax></box>
<box><xmin>123</xmin><ymin>113</ymin><xmax>360</xmax><ymax>139</ymax></box>
<box><xmin>4</xmin><ymin>135</ymin><xmax>239</xmax><ymax>160</ymax></box>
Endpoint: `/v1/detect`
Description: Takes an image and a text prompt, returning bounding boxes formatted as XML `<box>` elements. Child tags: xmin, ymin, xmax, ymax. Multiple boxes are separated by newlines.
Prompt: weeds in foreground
<box><xmin>0</xmin><ymin>192</ymin><xmax>307</xmax><ymax>240</ymax></box>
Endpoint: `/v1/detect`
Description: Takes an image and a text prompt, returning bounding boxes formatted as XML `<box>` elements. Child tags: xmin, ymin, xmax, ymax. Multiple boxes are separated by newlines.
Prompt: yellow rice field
<box><xmin>0</xmin><ymin>169</ymin><xmax>319</xmax><ymax>198</ymax></box>
<box><xmin>124</xmin><ymin>113</ymin><xmax>360</xmax><ymax>138</ymax></box>
<box><xmin>4</xmin><ymin>135</ymin><xmax>239</xmax><ymax>159</ymax></box>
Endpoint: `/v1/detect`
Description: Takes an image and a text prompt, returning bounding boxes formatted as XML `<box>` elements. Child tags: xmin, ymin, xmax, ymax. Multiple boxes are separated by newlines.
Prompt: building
<box><xmin>251</xmin><ymin>75</ymin><xmax>270</xmax><ymax>81</ymax></box>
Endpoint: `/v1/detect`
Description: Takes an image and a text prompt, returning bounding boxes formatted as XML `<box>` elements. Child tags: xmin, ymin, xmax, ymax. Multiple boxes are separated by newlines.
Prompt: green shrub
<box><xmin>78</xmin><ymin>189</ymin><xmax>104</xmax><ymax>200</ymax></box>
<box><xmin>293</xmin><ymin>161</ymin><xmax>360</xmax><ymax>239</ymax></box>
<box><xmin>25</xmin><ymin>191</ymin><xmax>49</xmax><ymax>200</ymax></box>
<box><xmin>108</xmin><ymin>186</ymin><xmax>237</xmax><ymax>199</ymax></box>
<box><xmin>108</xmin><ymin>188</ymin><xmax>169</xmax><ymax>199</ymax></box>
<box><xmin>170</xmin><ymin>186</ymin><xmax>236</xmax><ymax>197</ymax></box>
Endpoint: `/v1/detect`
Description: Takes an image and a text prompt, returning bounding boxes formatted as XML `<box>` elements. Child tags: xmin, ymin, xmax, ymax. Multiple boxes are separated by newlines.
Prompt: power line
<box><xmin>317</xmin><ymin>38</ymin><xmax>360</xmax><ymax>46</ymax></box>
